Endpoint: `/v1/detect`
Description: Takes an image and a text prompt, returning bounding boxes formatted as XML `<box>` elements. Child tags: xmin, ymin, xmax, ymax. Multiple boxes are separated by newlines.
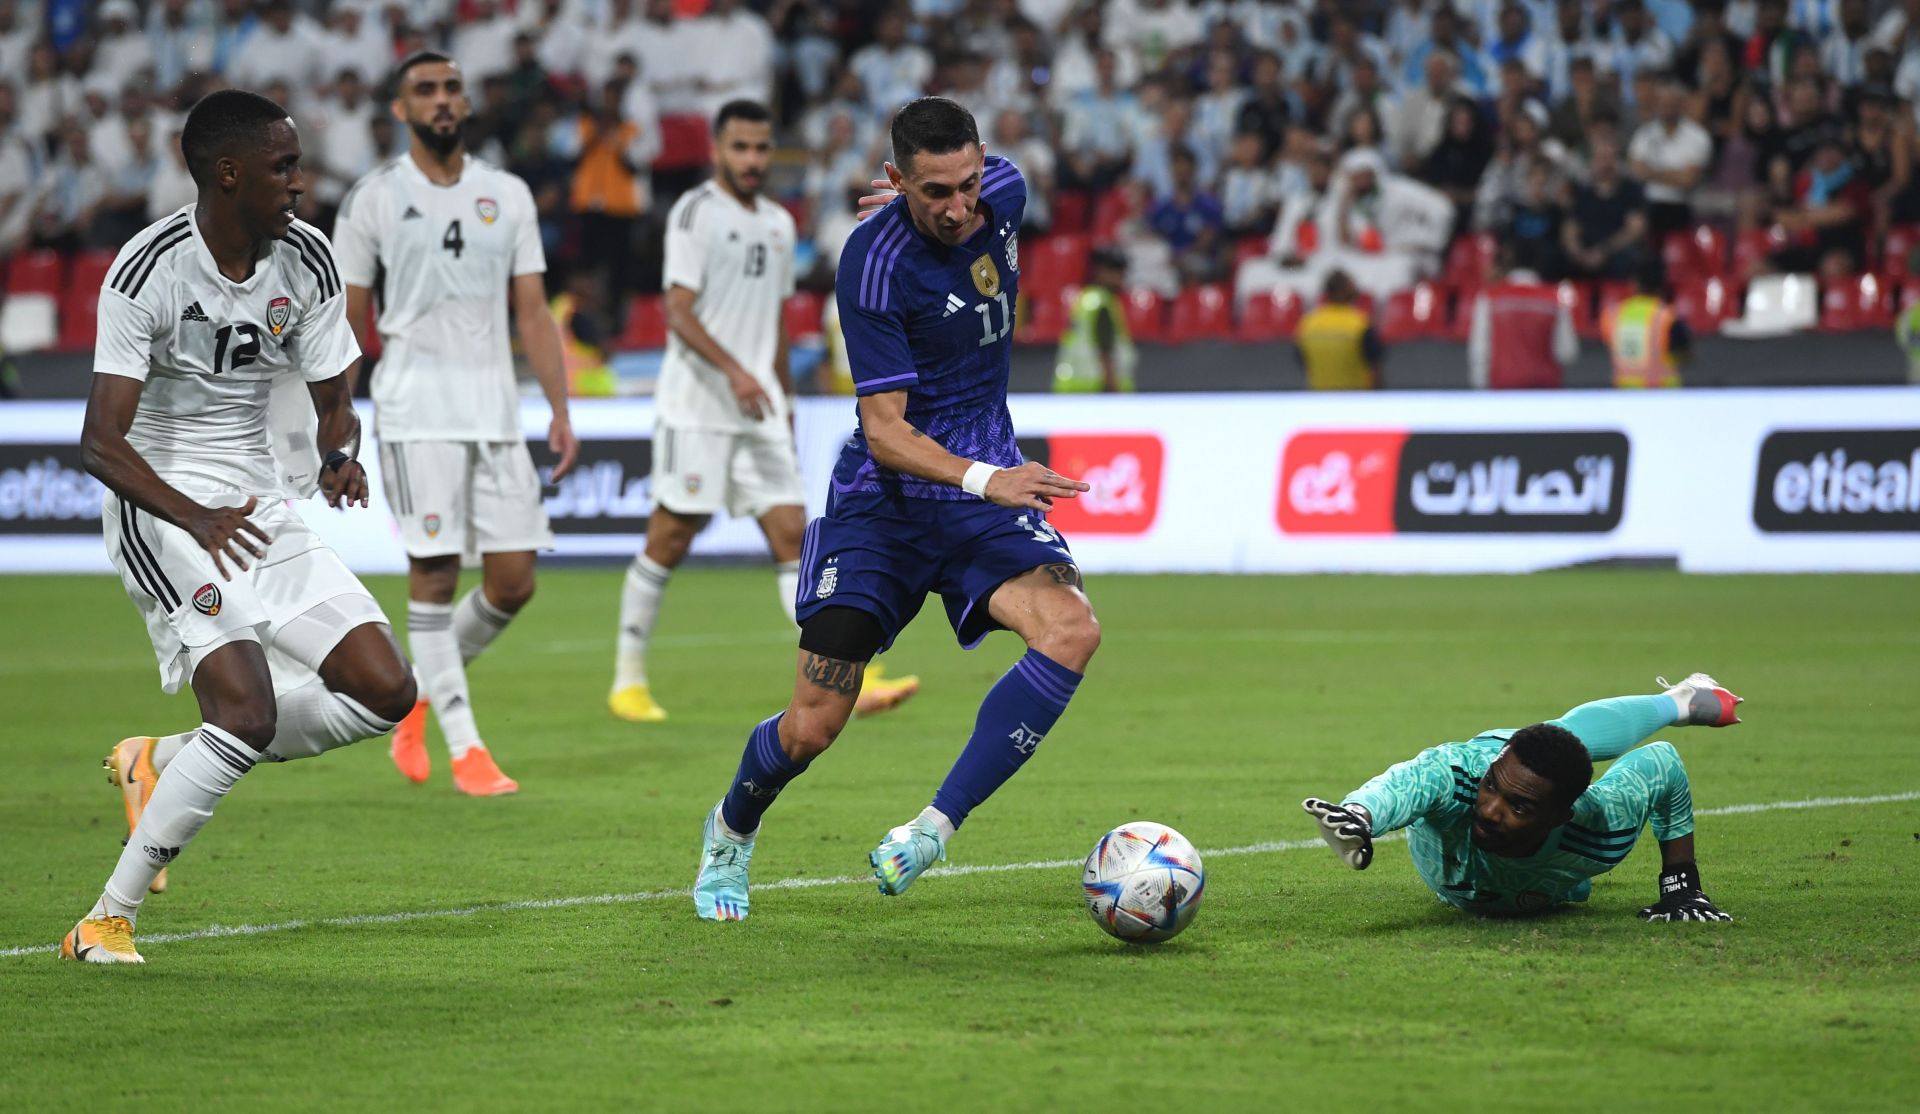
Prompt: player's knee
<box><xmin>354</xmin><ymin>666</ymin><xmax>419</xmax><ymax>724</ymax></box>
<box><xmin>781</xmin><ymin>705</ymin><xmax>849</xmax><ymax>762</ymax></box>
<box><xmin>486</xmin><ymin>577</ymin><xmax>535</xmax><ymax>615</ymax></box>
<box><xmin>1034</xmin><ymin>609</ymin><xmax>1101</xmax><ymax>671</ymax></box>
<box><xmin>216</xmin><ymin>703</ymin><xmax>278</xmax><ymax>751</ymax></box>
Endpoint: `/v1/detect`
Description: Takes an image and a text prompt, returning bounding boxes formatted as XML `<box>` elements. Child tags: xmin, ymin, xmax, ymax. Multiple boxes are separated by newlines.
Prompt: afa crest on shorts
<box><xmin>476</xmin><ymin>198</ymin><xmax>500</xmax><ymax>225</ymax></box>
<box><xmin>266</xmin><ymin>296</ymin><xmax>291</xmax><ymax>337</ymax></box>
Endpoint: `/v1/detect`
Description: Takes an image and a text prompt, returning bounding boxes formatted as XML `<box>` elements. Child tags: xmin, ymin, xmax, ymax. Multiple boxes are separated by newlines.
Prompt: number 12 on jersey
<box><xmin>212</xmin><ymin>323</ymin><xmax>261</xmax><ymax>374</ymax></box>
<box><xmin>974</xmin><ymin>291</ymin><xmax>1012</xmax><ymax>347</ymax></box>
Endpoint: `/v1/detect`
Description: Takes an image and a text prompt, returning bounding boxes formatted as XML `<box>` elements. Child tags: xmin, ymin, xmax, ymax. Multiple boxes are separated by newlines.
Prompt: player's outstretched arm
<box><xmin>81</xmin><ymin>374</ymin><xmax>270</xmax><ymax>578</ymax></box>
<box><xmin>1302</xmin><ymin>799</ymin><xmax>1374</xmax><ymax>869</ymax></box>
<box><xmin>309</xmin><ymin>373</ymin><xmax>369</xmax><ymax>509</ymax></box>
<box><xmin>511</xmin><ymin>272</ymin><xmax>576</xmax><ymax>480</ymax></box>
<box><xmin>1638</xmin><ymin>834</ymin><xmax>1732</xmax><ymax>923</ymax></box>
<box><xmin>858</xmin><ymin>390</ymin><xmax>1089</xmax><ymax>510</ymax></box>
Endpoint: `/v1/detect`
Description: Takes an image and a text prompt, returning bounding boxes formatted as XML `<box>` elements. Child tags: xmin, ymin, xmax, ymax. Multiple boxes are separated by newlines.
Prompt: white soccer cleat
<box><xmin>1658</xmin><ymin>673</ymin><xmax>1743</xmax><ymax>727</ymax></box>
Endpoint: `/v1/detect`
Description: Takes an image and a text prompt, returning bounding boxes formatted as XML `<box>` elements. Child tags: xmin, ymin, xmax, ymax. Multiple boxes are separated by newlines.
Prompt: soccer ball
<box><xmin>1081</xmin><ymin>821</ymin><xmax>1205</xmax><ymax>943</ymax></box>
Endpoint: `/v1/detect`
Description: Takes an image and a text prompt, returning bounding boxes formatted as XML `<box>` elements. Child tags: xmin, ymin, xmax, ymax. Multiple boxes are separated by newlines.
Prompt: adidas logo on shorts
<box><xmin>180</xmin><ymin>301</ymin><xmax>209</xmax><ymax>322</ymax></box>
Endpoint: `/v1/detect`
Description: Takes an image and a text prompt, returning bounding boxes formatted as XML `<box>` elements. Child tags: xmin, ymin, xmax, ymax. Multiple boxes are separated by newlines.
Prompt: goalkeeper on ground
<box><xmin>1303</xmin><ymin>673</ymin><xmax>1743</xmax><ymax>921</ymax></box>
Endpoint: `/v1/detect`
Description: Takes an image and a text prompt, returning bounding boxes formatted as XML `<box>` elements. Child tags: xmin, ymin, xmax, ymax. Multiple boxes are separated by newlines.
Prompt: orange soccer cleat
<box><xmin>104</xmin><ymin>736</ymin><xmax>167</xmax><ymax>894</ymax></box>
<box><xmin>390</xmin><ymin>698</ymin><xmax>431</xmax><ymax>784</ymax></box>
<box><xmin>450</xmin><ymin>745</ymin><xmax>518</xmax><ymax>796</ymax></box>
<box><xmin>60</xmin><ymin>915</ymin><xmax>144</xmax><ymax>964</ymax></box>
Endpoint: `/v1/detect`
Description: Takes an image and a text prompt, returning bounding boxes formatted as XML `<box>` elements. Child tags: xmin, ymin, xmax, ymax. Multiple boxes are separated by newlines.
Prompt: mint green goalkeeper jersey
<box><xmin>1343</xmin><ymin>696</ymin><xmax>1695</xmax><ymax>916</ymax></box>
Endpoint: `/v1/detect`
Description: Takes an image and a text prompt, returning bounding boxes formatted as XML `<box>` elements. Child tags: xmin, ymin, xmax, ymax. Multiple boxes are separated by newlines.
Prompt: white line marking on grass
<box><xmin>8</xmin><ymin>790</ymin><xmax>1916</xmax><ymax>960</ymax></box>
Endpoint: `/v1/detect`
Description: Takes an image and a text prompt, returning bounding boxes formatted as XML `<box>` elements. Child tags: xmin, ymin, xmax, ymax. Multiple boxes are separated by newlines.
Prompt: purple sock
<box><xmin>931</xmin><ymin>649</ymin><xmax>1083</xmax><ymax>831</ymax></box>
<box><xmin>720</xmin><ymin>714</ymin><xmax>806</xmax><ymax>836</ymax></box>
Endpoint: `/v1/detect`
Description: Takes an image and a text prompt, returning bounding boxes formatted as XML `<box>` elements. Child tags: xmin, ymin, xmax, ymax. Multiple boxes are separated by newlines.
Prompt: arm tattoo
<box><xmin>1042</xmin><ymin>563</ymin><xmax>1083</xmax><ymax>589</ymax></box>
<box><xmin>801</xmin><ymin>653</ymin><xmax>862</xmax><ymax>696</ymax></box>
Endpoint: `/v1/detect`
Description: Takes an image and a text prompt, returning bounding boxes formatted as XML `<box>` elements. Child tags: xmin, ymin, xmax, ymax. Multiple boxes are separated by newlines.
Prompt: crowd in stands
<box><xmin>2</xmin><ymin>0</ymin><xmax>1920</xmax><ymax>352</ymax></box>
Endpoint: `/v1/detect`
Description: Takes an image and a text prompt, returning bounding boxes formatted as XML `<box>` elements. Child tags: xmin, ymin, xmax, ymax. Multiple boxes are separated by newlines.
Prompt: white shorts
<box><xmin>104</xmin><ymin>491</ymin><xmax>390</xmax><ymax>694</ymax></box>
<box><xmin>653</xmin><ymin>422</ymin><xmax>806</xmax><ymax>519</ymax></box>
<box><xmin>378</xmin><ymin>439</ymin><xmax>555</xmax><ymax>560</ymax></box>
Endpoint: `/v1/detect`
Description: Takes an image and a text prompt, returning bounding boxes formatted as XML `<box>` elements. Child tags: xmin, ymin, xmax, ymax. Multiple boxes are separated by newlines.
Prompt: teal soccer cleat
<box><xmin>868</xmin><ymin>816</ymin><xmax>947</xmax><ymax>896</ymax></box>
<box><xmin>694</xmin><ymin>803</ymin><xmax>754</xmax><ymax>922</ymax></box>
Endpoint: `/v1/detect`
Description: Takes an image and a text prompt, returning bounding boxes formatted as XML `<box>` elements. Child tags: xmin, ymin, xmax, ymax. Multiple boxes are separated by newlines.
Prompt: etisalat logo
<box><xmin>1753</xmin><ymin>429</ymin><xmax>1920</xmax><ymax>533</ymax></box>
<box><xmin>1277</xmin><ymin>431</ymin><xmax>1629</xmax><ymax>535</ymax></box>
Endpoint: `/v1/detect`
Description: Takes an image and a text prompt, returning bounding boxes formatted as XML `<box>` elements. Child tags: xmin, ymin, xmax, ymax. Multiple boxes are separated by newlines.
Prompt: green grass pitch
<box><xmin>2</xmin><ymin>568</ymin><xmax>1916</xmax><ymax>1111</ymax></box>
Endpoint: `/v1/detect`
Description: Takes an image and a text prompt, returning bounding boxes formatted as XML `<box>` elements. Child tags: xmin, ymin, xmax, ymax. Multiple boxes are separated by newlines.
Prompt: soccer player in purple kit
<box><xmin>691</xmin><ymin>98</ymin><xmax>1098</xmax><ymax>921</ymax></box>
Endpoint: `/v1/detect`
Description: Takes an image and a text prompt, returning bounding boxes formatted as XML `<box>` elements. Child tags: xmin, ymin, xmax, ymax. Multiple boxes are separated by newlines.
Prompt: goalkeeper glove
<box><xmin>1302</xmin><ymin>798</ymin><xmax>1374</xmax><ymax>870</ymax></box>
<box><xmin>1638</xmin><ymin>862</ymin><xmax>1732</xmax><ymax>922</ymax></box>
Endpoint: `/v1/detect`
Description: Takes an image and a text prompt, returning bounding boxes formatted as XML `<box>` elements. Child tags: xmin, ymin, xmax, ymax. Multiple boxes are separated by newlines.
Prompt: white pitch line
<box><xmin>6</xmin><ymin>790</ymin><xmax>1916</xmax><ymax>960</ymax></box>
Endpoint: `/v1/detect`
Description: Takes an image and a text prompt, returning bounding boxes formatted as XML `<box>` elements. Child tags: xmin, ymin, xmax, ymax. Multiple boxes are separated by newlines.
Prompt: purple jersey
<box><xmin>832</xmin><ymin>154</ymin><xmax>1027</xmax><ymax>501</ymax></box>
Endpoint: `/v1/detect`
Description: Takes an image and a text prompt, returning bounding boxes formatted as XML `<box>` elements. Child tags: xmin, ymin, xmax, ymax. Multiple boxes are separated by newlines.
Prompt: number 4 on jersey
<box><xmin>443</xmin><ymin>220</ymin><xmax>464</xmax><ymax>258</ymax></box>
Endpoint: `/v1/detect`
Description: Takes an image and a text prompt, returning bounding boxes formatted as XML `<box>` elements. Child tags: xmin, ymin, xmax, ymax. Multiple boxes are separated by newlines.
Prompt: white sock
<box><xmin>264</xmin><ymin>682</ymin><xmax>400</xmax><ymax>761</ymax></box>
<box><xmin>775</xmin><ymin>560</ymin><xmax>800</xmax><ymax>627</ymax></box>
<box><xmin>410</xmin><ymin>600</ymin><xmax>482</xmax><ymax>758</ymax></box>
<box><xmin>150</xmin><ymin>730</ymin><xmax>194</xmax><ymax>774</ymax></box>
<box><xmin>615</xmin><ymin>554</ymin><xmax>671</xmax><ymax>689</ymax></box>
<box><xmin>918</xmin><ymin>805</ymin><xmax>956</xmax><ymax>845</ymax></box>
<box><xmin>454</xmin><ymin>587</ymin><xmax>514</xmax><ymax>664</ymax></box>
<box><xmin>92</xmin><ymin>725</ymin><xmax>255</xmax><ymax>925</ymax></box>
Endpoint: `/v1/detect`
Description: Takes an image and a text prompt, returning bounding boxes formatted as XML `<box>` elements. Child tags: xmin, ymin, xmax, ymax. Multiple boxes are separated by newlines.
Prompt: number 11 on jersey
<box><xmin>974</xmin><ymin>291</ymin><xmax>1011</xmax><ymax>347</ymax></box>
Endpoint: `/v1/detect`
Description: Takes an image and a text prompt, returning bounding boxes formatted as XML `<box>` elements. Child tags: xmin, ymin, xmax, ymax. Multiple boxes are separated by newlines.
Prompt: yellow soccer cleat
<box><xmin>104</xmin><ymin>736</ymin><xmax>167</xmax><ymax>894</ymax></box>
<box><xmin>608</xmin><ymin>683</ymin><xmax>669</xmax><ymax>723</ymax></box>
<box><xmin>60</xmin><ymin>915</ymin><xmax>144</xmax><ymax>964</ymax></box>
<box><xmin>855</xmin><ymin>661</ymin><xmax>921</xmax><ymax>718</ymax></box>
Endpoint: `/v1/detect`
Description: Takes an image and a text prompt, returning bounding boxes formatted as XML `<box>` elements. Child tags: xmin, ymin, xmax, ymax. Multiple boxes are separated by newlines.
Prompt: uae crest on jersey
<box><xmin>266</xmin><ymin>296</ymin><xmax>291</xmax><ymax>337</ymax></box>
<box><xmin>193</xmin><ymin>583</ymin><xmax>222</xmax><ymax>616</ymax></box>
<box><xmin>476</xmin><ymin>198</ymin><xmax>499</xmax><ymax>224</ymax></box>
<box><xmin>970</xmin><ymin>253</ymin><xmax>1001</xmax><ymax>298</ymax></box>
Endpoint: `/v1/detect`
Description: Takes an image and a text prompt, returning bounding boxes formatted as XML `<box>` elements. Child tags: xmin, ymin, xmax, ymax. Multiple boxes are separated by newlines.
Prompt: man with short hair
<box><xmin>332</xmin><ymin>52</ymin><xmax>578</xmax><ymax>796</ymax></box>
<box><xmin>1628</xmin><ymin>72</ymin><xmax>1713</xmax><ymax>240</ymax></box>
<box><xmin>1305</xmin><ymin>674</ymin><xmax>1742</xmax><ymax>920</ymax></box>
<box><xmin>691</xmin><ymin>97</ymin><xmax>1100</xmax><ymax>920</ymax></box>
<box><xmin>608</xmin><ymin>100</ymin><xmax>920</xmax><ymax>723</ymax></box>
<box><xmin>65</xmin><ymin>89</ymin><xmax>417</xmax><ymax>963</ymax></box>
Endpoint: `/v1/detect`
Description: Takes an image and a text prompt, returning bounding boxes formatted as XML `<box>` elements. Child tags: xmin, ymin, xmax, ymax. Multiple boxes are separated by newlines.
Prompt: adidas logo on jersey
<box><xmin>402</xmin><ymin>206</ymin><xmax>423</xmax><ymax>220</ymax></box>
<box><xmin>179</xmin><ymin>301</ymin><xmax>209</xmax><ymax>322</ymax></box>
<box><xmin>942</xmin><ymin>292</ymin><xmax>966</xmax><ymax>318</ymax></box>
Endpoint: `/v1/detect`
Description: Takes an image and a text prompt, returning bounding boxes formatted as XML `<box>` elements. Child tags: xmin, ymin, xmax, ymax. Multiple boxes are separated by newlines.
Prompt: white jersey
<box><xmin>657</xmin><ymin>180</ymin><xmax>796</xmax><ymax>431</ymax></box>
<box><xmin>331</xmin><ymin>153</ymin><xmax>546</xmax><ymax>442</ymax></box>
<box><xmin>93</xmin><ymin>206</ymin><xmax>361</xmax><ymax>498</ymax></box>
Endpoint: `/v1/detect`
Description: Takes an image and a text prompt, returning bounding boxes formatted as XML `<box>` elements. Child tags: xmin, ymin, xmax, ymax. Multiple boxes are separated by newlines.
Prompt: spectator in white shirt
<box><xmin>0</xmin><ymin>0</ymin><xmax>33</xmax><ymax>81</ymax></box>
<box><xmin>228</xmin><ymin>1</ymin><xmax>322</xmax><ymax>94</ymax></box>
<box><xmin>314</xmin><ymin>68</ymin><xmax>379</xmax><ymax>211</ymax></box>
<box><xmin>32</xmin><ymin>124</ymin><xmax>108</xmax><ymax>251</ymax></box>
<box><xmin>1061</xmin><ymin>49</ymin><xmax>1141</xmax><ymax>193</ymax></box>
<box><xmin>1391</xmin><ymin>49</ymin><xmax>1464</xmax><ymax>170</ymax></box>
<box><xmin>147</xmin><ymin>0</ymin><xmax>216</xmax><ymax>93</ymax></box>
<box><xmin>694</xmin><ymin>0</ymin><xmax>775</xmax><ymax>119</ymax></box>
<box><xmin>91</xmin><ymin>1</ymin><xmax>154</xmax><ymax>94</ymax></box>
<box><xmin>850</xmin><ymin>11</ymin><xmax>934</xmax><ymax>117</ymax></box>
<box><xmin>990</xmin><ymin>107</ymin><xmax>1056</xmax><ymax>230</ymax></box>
<box><xmin>1103</xmin><ymin>0</ymin><xmax>1203</xmax><ymax>74</ymax></box>
<box><xmin>18</xmin><ymin>40</ymin><xmax>80</xmax><ymax>147</ymax></box>
<box><xmin>0</xmin><ymin>81</ymin><xmax>41</xmax><ymax>256</ymax></box>
<box><xmin>1820</xmin><ymin>0</ymin><xmax>1875</xmax><ymax>89</ymax></box>
<box><xmin>450</xmin><ymin>0</ymin><xmax>520</xmax><ymax>84</ymax></box>
<box><xmin>315</xmin><ymin>5</ymin><xmax>390</xmax><ymax>87</ymax></box>
<box><xmin>1628</xmin><ymin>72</ymin><xmax>1713</xmax><ymax>239</ymax></box>
<box><xmin>1610</xmin><ymin>0</ymin><xmax>1676</xmax><ymax>105</ymax></box>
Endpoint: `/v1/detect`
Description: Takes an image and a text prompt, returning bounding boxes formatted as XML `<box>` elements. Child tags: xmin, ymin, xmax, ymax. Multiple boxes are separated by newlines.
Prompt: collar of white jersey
<box><xmin>401</xmin><ymin>149</ymin><xmax>474</xmax><ymax>188</ymax></box>
<box><xmin>176</xmin><ymin>202</ymin><xmax>276</xmax><ymax>290</ymax></box>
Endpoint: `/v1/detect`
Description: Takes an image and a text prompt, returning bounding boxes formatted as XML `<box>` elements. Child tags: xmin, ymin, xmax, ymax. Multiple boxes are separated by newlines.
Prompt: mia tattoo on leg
<box><xmin>801</xmin><ymin>653</ymin><xmax>863</xmax><ymax>696</ymax></box>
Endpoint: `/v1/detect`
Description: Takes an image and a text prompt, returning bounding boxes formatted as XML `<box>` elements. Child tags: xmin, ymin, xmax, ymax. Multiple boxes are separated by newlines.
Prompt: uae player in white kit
<box><xmin>607</xmin><ymin>101</ymin><xmax>919</xmax><ymax>723</ymax></box>
<box><xmin>63</xmin><ymin>91</ymin><xmax>418</xmax><ymax>964</ymax></box>
<box><xmin>332</xmin><ymin>53</ymin><xmax>577</xmax><ymax>796</ymax></box>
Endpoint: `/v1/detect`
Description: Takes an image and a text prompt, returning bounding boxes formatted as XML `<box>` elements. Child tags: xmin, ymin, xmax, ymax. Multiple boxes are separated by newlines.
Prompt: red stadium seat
<box><xmin>618</xmin><ymin>294</ymin><xmax>668</xmax><ymax>349</ymax></box>
<box><xmin>1121</xmin><ymin>286</ymin><xmax>1165</xmax><ymax>341</ymax></box>
<box><xmin>784</xmin><ymin>291</ymin><xmax>823</xmax><ymax>342</ymax></box>
<box><xmin>1442</xmin><ymin>233</ymin><xmax>1496</xmax><ymax>290</ymax></box>
<box><xmin>1818</xmin><ymin>273</ymin><xmax>1893</xmax><ymax>332</ymax></box>
<box><xmin>1091</xmin><ymin>189</ymin><xmax>1131</xmax><ymax>242</ymax></box>
<box><xmin>1024</xmin><ymin>233</ymin><xmax>1090</xmax><ymax>294</ymax></box>
<box><xmin>6</xmin><ymin>250</ymin><xmax>63</xmax><ymax>296</ymax></box>
<box><xmin>1662</xmin><ymin>226</ymin><xmax>1727</xmax><ymax>281</ymax></box>
<box><xmin>1376</xmin><ymin>282</ymin><xmax>1445</xmax><ymax>342</ymax></box>
<box><xmin>55</xmin><ymin>250</ymin><xmax>118</xmax><ymax>350</ymax></box>
<box><xmin>1732</xmin><ymin>226</ymin><xmax>1789</xmax><ymax>276</ymax></box>
<box><xmin>1166</xmin><ymin>283</ymin><xmax>1234</xmax><ymax>341</ymax></box>
<box><xmin>1882</xmin><ymin>224</ymin><xmax>1920</xmax><ymax>283</ymax></box>
<box><xmin>1015</xmin><ymin>284</ymin><xmax>1075</xmax><ymax>345</ymax></box>
<box><xmin>1231</xmin><ymin>236</ymin><xmax>1267</xmax><ymax>271</ymax></box>
<box><xmin>1052</xmin><ymin>191</ymin><xmax>1091</xmax><ymax>234</ymax></box>
<box><xmin>1236</xmin><ymin>288</ymin><xmax>1302</xmax><ymax>341</ymax></box>
<box><xmin>655</xmin><ymin>115</ymin><xmax>711</xmax><ymax>171</ymax></box>
<box><xmin>1673</xmin><ymin>277</ymin><xmax>1736</xmax><ymax>335</ymax></box>
<box><xmin>779</xmin><ymin>196</ymin><xmax>810</xmax><ymax>232</ymax></box>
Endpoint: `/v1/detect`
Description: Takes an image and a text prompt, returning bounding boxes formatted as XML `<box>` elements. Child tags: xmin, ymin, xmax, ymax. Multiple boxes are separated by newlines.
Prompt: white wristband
<box><xmin>961</xmin><ymin>461</ymin><xmax>1000</xmax><ymax>498</ymax></box>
